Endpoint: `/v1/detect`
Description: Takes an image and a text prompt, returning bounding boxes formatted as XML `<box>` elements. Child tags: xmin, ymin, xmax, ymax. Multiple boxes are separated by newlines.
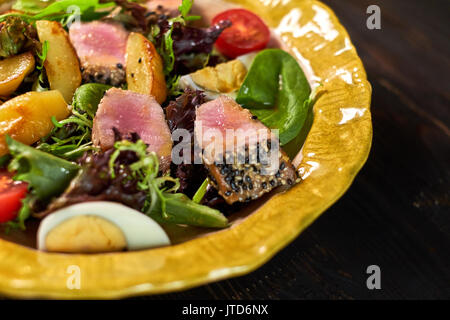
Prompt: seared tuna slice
<box><xmin>195</xmin><ymin>96</ymin><xmax>299</xmax><ymax>204</ymax></box>
<box><xmin>69</xmin><ymin>21</ymin><xmax>128</xmax><ymax>86</ymax></box>
<box><xmin>144</xmin><ymin>0</ymin><xmax>181</xmax><ymax>18</ymax></box>
<box><xmin>92</xmin><ymin>88</ymin><xmax>172</xmax><ymax>172</ymax></box>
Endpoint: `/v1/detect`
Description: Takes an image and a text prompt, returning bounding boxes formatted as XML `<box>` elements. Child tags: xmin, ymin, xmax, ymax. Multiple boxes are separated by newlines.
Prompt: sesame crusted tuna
<box><xmin>195</xmin><ymin>96</ymin><xmax>299</xmax><ymax>204</ymax></box>
<box><xmin>69</xmin><ymin>21</ymin><xmax>128</xmax><ymax>86</ymax></box>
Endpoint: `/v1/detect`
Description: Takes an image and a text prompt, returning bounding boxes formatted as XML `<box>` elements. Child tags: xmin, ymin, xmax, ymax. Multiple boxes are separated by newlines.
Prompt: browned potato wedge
<box><xmin>0</xmin><ymin>90</ymin><xmax>70</xmax><ymax>156</ymax></box>
<box><xmin>36</xmin><ymin>20</ymin><xmax>82</xmax><ymax>103</ymax></box>
<box><xmin>126</xmin><ymin>32</ymin><xmax>167</xmax><ymax>104</ymax></box>
<box><xmin>0</xmin><ymin>52</ymin><xmax>35</xmax><ymax>97</ymax></box>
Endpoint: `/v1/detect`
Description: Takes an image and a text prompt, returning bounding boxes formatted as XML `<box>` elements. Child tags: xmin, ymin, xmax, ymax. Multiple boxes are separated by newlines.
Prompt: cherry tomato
<box><xmin>0</xmin><ymin>170</ymin><xmax>28</xmax><ymax>223</ymax></box>
<box><xmin>212</xmin><ymin>9</ymin><xmax>270</xmax><ymax>58</ymax></box>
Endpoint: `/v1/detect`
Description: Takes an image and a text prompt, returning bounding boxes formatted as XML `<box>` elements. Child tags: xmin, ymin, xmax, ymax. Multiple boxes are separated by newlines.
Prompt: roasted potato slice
<box><xmin>0</xmin><ymin>90</ymin><xmax>70</xmax><ymax>156</ymax></box>
<box><xmin>126</xmin><ymin>32</ymin><xmax>167</xmax><ymax>104</ymax></box>
<box><xmin>0</xmin><ymin>52</ymin><xmax>35</xmax><ymax>97</ymax></box>
<box><xmin>36</xmin><ymin>20</ymin><xmax>82</xmax><ymax>103</ymax></box>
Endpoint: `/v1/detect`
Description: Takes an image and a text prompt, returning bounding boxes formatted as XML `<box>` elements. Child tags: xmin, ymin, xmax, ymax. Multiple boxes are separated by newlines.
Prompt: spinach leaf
<box><xmin>6</xmin><ymin>136</ymin><xmax>80</xmax><ymax>228</ymax></box>
<box><xmin>283</xmin><ymin>97</ymin><xmax>314</xmax><ymax>159</ymax></box>
<box><xmin>236</xmin><ymin>49</ymin><xmax>312</xmax><ymax>145</ymax></box>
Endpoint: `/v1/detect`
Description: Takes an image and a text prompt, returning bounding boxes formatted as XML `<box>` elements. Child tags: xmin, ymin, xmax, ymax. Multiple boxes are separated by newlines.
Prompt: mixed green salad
<box><xmin>0</xmin><ymin>0</ymin><xmax>317</xmax><ymax>253</ymax></box>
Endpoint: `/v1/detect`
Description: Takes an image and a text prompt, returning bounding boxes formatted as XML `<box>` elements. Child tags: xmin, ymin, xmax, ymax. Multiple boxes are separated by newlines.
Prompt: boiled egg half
<box><xmin>37</xmin><ymin>202</ymin><xmax>170</xmax><ymax>253</ymax></box>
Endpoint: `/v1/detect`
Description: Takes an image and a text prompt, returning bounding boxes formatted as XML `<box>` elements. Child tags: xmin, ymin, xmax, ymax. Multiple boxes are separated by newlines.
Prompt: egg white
<box><xmin>37</xmin><ymin>202</ymin><xmax>170</xmax><ymax>251</ymax></box>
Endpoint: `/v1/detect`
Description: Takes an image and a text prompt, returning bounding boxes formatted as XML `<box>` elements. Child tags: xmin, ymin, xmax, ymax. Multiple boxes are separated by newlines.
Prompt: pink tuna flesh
<box><xmin>69</xmin><ymin>21</ymin><xmax>128</xmax><ymax>85</ymax></box>
<box><xmin>195</xmin><ymin>95</ymin><xmax>274</xmax><ymax>153</ymax></box>
<box><xmin>194</xmin><ymin>96</ymin><xmax>298</xmax><ymax>204</ymax></box>
<box><xmin>144</xmin><ymin>0</ymin><xmax>181</xmax><ymax>17</ymax></box>
<box><xmin>92</xmin><ymin>88</ymin><xmax>172</xmax><ymax>172</ymax></box>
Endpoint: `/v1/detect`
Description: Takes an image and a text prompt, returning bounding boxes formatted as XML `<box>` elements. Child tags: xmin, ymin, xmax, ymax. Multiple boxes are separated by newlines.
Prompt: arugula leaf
<box><xmin>236</xmin><ymin>49</ymin><xmax>312</xmax><ymax>145</ymax></box>
<box><xmin>6</xmin><ymin>136</ymin><xmax>80</xmax><ymax>228</ymax></box>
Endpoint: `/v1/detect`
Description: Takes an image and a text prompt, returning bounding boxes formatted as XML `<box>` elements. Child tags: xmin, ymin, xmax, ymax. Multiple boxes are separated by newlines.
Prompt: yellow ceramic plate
<box><xmin>0</xmin><ymin>0</ymin><xmax>372</xmax><ymax>298</ymax></box>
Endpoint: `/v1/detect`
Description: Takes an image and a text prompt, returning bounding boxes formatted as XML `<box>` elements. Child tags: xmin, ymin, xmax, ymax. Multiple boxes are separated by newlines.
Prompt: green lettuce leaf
<box><xmin>7</xmin><ymin>136</ymin><xmax>80</xmax><ymax>202</ymax></box>
<box><xmin>6</xmin><ymin>136</ymin><xmax>80</xmax><ymax>228</ymax></box>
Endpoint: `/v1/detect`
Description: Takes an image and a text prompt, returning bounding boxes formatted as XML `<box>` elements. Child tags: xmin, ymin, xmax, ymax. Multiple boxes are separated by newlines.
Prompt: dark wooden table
<box><xmin>142</xmin><ymin>0</ymin><xmax>450</xmax><ymax>300</ymax></box>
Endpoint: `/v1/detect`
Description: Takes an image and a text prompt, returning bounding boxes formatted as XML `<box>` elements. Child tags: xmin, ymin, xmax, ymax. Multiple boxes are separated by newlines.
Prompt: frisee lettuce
<box><xmin>37</xmin><ymin>83</ymin><xmax>111</xmax><ymax>160</ymax></box>
<box><xmin>108</xmin><ymin>139</ymin><xmax>228</xmax><ymax>228</ymax></box>
<box><xmin>109</xmin><ymin>139</ymin><xmax>179</xmax><ymax>217</ymax></box>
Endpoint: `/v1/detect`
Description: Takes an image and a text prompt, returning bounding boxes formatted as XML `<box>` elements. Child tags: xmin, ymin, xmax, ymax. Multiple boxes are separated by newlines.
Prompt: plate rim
<box><xmin>0</xmin><ymin>0</ymin><xmax>372</xmax><ymax>299</ymax></box>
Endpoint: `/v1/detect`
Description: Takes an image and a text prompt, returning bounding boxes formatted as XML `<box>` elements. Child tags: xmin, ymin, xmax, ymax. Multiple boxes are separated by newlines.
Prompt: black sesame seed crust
<box><xmin>81</xmin><ymin>64</ymin><xmax>126</xmax><ymax>86</ymax></box>
<box><xmin>203</xmin><ymin>143</ymin><xmax>300</xmax><ymax>205</ymax></box>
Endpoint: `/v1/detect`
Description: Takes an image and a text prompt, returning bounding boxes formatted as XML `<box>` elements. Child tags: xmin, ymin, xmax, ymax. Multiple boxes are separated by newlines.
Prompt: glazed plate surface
<box><xmin>0</xmin><ymin>0</ymin><xmax>372</xmax><ymax>298</ymax></box>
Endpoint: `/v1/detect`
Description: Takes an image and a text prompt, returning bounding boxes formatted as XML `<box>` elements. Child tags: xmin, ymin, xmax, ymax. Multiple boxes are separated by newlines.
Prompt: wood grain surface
<box><xmin>139</xmin><ymin>0</ymin><xmax>449</xmax><ymax>300</ymax></box>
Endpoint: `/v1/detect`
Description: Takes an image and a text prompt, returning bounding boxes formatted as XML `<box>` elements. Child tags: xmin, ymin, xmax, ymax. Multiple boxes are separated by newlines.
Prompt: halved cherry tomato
<box><xmin>212</xmin><ymin>9</ymin><xmax>270</xmax><ymax>58</ymax></box>
<box><xmin>0</xmin><ymin>170</ymin><xmax>28</xmax><ymax>223</ymax></box>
